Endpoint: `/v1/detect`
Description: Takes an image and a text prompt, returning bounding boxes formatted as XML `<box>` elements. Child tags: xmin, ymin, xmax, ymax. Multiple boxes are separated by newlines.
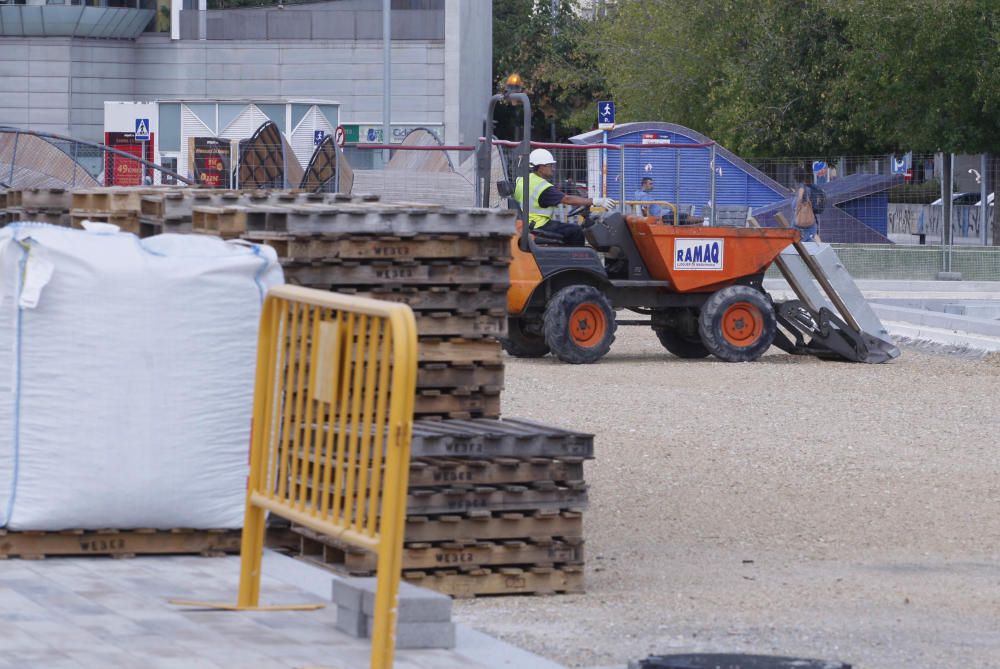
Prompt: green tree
<box><xmin>492</xmin><ymin>0</ymin><xmax>608</xmax><ymax>140</ymax></box>
<box><xmin>599</xmin><ymin>0</ymin><xmax>863</xmax><ymax>156</ymax></box>
<box><xmin>601</xmin><ymin>0</ymin><xmax>1000</xmax><ymax>157</ymax></box>
<box><xmin>835</xmin><ymin>0</ymin><xmax>1000</xmax><ymax>153</ymax></box>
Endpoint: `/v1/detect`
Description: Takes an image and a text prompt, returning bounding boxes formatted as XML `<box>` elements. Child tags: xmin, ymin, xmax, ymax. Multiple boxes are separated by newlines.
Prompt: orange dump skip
<box><xmin>627</xmin><ymin>217</ymin><xmax>799</xmax><ymax>293</ymax></box>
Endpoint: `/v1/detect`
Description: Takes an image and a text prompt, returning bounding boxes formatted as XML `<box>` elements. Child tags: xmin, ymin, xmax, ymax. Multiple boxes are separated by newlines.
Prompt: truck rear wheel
<box><xmin>543</xmin><ymin>285</ymin><xmax>616</xmax><ymax>364</ymax></box>
<box><xmin>501</xmin><ymin>317</ymin><xmax>550</xmax><ymax>358</ymax></box>
<box><xmin>698</xmin><ymin>285</ymin><xmax>776</xmax><ymax>362</ymax></box>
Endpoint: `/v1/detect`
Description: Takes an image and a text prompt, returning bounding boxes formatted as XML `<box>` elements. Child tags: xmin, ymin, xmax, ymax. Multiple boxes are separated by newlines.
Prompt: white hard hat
<box><xmin>529</xmin><ymin>148</ymin><xmax>556</xmax><ymax>167</ymax></box>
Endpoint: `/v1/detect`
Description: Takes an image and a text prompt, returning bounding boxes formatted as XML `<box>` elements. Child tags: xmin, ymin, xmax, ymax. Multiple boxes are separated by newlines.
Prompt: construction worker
<box><xmin>514</xmin><ymin>148</ymin><xmax>617</xmax><ymax>245</ymax></box>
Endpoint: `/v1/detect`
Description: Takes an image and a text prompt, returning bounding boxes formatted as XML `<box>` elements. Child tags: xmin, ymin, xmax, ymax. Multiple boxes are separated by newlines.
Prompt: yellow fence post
<box><xmin>171</xmin><ymin>286</ymin><xmax>419</xmax><ymax>669</ymax></box>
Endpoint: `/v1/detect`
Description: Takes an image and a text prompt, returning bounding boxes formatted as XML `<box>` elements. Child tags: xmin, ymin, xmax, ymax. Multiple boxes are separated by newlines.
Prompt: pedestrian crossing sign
<box><xmin>135</xmin><ymin>118</ymin><xmax>150</xmax><ymax>141</ymax></box>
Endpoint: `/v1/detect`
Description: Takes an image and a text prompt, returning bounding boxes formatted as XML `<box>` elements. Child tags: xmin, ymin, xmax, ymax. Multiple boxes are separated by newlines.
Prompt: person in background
<box><xmin>792</xmin><ymin>166</ymin><xmax>821</xmax><ymax>242</ymax></box>
<box><xmin>633</xmin><ymin>176</ymin><xmax>662</xmax><ymax>218</ymax></box>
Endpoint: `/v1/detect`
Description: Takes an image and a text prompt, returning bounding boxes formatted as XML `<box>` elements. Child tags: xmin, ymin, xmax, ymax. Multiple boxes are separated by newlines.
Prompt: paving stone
<box><xmin>1</xmin><ymin>650</ymin><xmax>82</xmax><ymax>669</ymax></box>
<box><xmin>67</xmin><ymin>613</ymin><xmax>147</xmax><ymax>639</ymax></box>
<box><xmin>0</xmin><ymin>554</ymin><xmax>551</xmax><ymax>669</ymax></box>
<box><xmin>15</xmin><ymin>620</ymin><xmax>106</xmax><ymax>651</ymax></box>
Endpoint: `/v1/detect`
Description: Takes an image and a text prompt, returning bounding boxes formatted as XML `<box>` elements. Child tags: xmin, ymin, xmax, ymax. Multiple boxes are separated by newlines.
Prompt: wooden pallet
<box><xmin>71</xmin><ymin>188</ymin><xmax>150</xmax><ymax>214</ymax></box>
<box><xmin>140</xmin><ymin>191</ymin><xmax>193</xmax><ymax>219</ymax></box>
<box><xmin>242</xmin><ymin>234</ymin><xmax>511</xmax><ymax>263</ymax></box>
<box><xmin>284</xmin><ymin>260</ymin><xmax>510</xmax><ymax>288</ymax></box>
<box><xmin>412</xmin><ymin>312</ymin><xmax>506</xmax><ymax>338</ymax></box>
<box><xmin>404</xmin><ymin>565</ymin><xmax>584</xmax><ymax>598</ymax></box>
<box><xmin>12</xmin><ymin>209</ymin><xmax>69</xmax><ymax>226</ymax></box>
<box><xmin>404</xmin><ymin>510</ymin><xmax>583</xmax><ymax>543</ymax></box>
<box><xmin>414</xmin><ymin>390</ymin><xmax>500</xmax><ymax>419</ymax></box>
<box><xmin>21</xmin><ymin>188</ymin><xmax>71</xmax><ymax>210</ymax></box>
<box><xmin>418</xmin><ymin>339</ymin><xmax>503</xmax><ymax>365</ymax></box>
<box><xmin>70</xmin><ymin>211</ymin><xmax>140</xmax><ymax>234</ymax></box>
<box><xmin>337</xmin><ymin>285</ymin><xmax>508</xmax><ymax>313</ymax></box>
<box><xmin>407</xmin><ymin>483</ymin><xmax>587</xmax><ymax>515</ymax></box>
<box><xmin>0</xmin><ymin>528</ymin><xmax>240</xmax><ymax>559</ymax></box>
<box><xmin>410</xmin><ymin>457</ymin><xmax>584</xmax><ymax>487</ymax></box>
<box><xmin>291</xmin><ymin>524</ymin><xmax>583</xmax><ymax>573</ymax></box>
<box><xmin>417</xmin><ymin>363</ymin><xmax>503</xmax><ymax>391</ymax></box>
<box><xmin>191</xmin><ymin>205</ymin><xmax>250</xmax><ymax>238</ymax></box>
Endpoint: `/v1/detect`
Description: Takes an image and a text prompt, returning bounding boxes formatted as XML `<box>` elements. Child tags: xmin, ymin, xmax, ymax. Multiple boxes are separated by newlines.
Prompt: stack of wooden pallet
<box><xmin>241</xmin><ymin>199</ymin><xmax>513</xmax><ymax>420</ymax></box>
<box><xmin>0</xmin><ymin>187</ymin><xmax>72</xmax><ymax>227</ymax></box>
<box><xmin>291</xmin><ymin>418</ymin><xmax>591</xmax><ymax>597</ymax></box>
<box><xmin>139</xmin><ymin>189</ymin><xmax>329</xmax><ymax>237</ymax></box>
<box><xmin>68</xmin><ymin>187</ymin><xmax>162</xmax><ymax>234</ymax></box>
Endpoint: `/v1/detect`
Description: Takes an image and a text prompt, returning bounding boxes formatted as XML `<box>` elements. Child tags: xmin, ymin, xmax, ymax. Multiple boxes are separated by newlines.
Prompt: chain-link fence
<box><xmin>0</xmin><ymin>126</ymin><xmax>969</xmax><ymax>281</ymax></box>
<box><xmin>0</xmin><ymin>128</ymin><xmax>191</xmax><ymax>190</ymax></box>
<box><xmin>348</xmin><ymin>144</ymin><xmax>480</xmax><ymax>207</ymax></box>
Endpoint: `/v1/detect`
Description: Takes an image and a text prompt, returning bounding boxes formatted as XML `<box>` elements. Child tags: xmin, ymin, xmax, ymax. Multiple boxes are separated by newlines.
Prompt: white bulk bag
<box><xmin>0</xmin><ymin>223</ymin><xmax>283</xmax><ymax>530</ymax></box>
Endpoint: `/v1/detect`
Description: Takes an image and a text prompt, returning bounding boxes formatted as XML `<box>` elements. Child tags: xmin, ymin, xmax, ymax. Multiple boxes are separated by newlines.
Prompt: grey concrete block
<box><xmin>335</xmin><ymin>604</ymin><xmax>366</xmax><ymax>638</ymax></box>
<box><xmin>332</xmin><ymin>576</ymin><xmax>451</xmax><ymax>623</ymax></box>
<box><xmin>332</xmin><ymin>578</ymin><xmax>364</xmax><ymax>612</ymax></box>
<box><xmin>937</xmin><ymin>271</ymin><xmax>963</xmax><ymax>281</ymax></box>
<box><xmin>375</xmin><ymin>618</ymin><xmax>455</xmax><ymax>649</ymax></box>
<box><xmin>337</xmin><ymin>605</ymin><xmax>455</xmax><ymax>649</ymax></box>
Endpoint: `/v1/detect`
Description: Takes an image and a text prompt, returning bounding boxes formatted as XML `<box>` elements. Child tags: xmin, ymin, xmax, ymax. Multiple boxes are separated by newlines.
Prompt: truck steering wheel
<box><xmin>567</xmin><ymin>205</ymin><xmax>598</xmax><ymax>229</ymax></box>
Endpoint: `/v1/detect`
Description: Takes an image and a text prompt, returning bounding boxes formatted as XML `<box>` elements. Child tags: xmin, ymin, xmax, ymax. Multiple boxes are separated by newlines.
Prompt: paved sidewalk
<box><xmin>0</xmin><ymin>552</ymin><xmax>566</xmax><ymax>669</ymax></box>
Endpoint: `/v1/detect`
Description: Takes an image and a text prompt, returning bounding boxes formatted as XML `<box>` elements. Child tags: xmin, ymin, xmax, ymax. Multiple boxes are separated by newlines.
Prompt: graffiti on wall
<box><xmin>888</xmin><ymin>203</ymin><xmax>994</xmax><ymax>239</ymax></box>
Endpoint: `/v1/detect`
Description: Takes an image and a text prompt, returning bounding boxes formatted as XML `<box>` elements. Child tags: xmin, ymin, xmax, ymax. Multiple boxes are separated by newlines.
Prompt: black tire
<box><xmin>654</xmin><ymin>328</ymin><xmax>711</xmax><ymax>358</ymax></box>
<box><xmin>698</xmin><ymin>285</ymin><xmax>777</xmax><ymax>362</ymax></box>
<box><xmin>501</xmin><ymin>317</ymin><xmax>550</xmax><ymax>358</ymax></box>
<box><xmin>543</xmin><ymin>285</ymin><xmax>616</xmax><ymax>364</ymax></box>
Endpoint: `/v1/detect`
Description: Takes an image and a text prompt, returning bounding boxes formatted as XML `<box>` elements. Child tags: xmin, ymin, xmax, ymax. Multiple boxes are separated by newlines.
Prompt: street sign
<box><xmin>334</xmin><ymin>125</ymin><xmax>346</xmax><ymax>147</ymax></box>
<box><xmin>134</xmin><ymin>118</ymin><xmax>150</xmax><ymax>141</ymax></box>
<box><xmin>313</xmin><ymin>130</ymin><xmax>326</xmax><ymax>146</ymax></box>
<box><xmin>812</xmin><ymin>160</ymin><xmax>829</xmax><ymax>185</ymax></box>
<box><xmin>598</xmin><ymin>101</ymin><xmax>615</xmax><ymax>130</ymax></box>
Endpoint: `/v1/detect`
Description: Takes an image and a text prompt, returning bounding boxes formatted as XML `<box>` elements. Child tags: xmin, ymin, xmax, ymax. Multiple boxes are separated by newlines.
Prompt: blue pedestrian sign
<box><xmin>314</xmin><ymin>130</ymin><xmax>326</xmax><ymax>145</ymax></box>
<box><xmin>134</xmin><ymin>118</ymin><xmax>150</xmax><ymax>141</ymax></box>
<box><xmin>598</xmin><ymin>101</ymin><xmax>615</xmax><ymax>130</ymax></box>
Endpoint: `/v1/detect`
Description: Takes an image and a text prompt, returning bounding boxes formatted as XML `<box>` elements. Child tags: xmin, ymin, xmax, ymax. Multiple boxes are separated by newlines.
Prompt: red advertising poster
<box><xmin>104</xmin><ymin>132</ymin><xmax>154</xmax><ymax>186</ymax></box>
<box><xmin>189</xmin><ymin>137</ymin><xmax>232</xmax><ymax>189</ymax></box>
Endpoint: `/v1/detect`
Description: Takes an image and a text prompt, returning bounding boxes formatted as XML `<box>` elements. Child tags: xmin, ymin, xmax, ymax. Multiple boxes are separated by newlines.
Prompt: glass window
<box><xmin>159</xmin><ymin>103</ymin><xmax>181</xmax><ymax>152</ymax></box>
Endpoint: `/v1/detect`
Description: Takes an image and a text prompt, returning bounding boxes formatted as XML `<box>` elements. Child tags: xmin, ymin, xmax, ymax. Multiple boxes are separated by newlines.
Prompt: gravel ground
<box><xmin>453</xmin><ymin>327</ymin><xmax>1000</xmax><ymax>669</ymax></box>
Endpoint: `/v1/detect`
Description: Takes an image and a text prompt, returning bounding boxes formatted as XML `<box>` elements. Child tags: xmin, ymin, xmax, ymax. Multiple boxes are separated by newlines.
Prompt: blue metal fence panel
<box><xmin>841</xmin><ymin>193</ymin><xmax>889</xmax><ymax>236</ymax></box>
<box><xmin>590</xmin><ymin>125</ymin><xmax>788</xmax><ymax>217</ymax></box>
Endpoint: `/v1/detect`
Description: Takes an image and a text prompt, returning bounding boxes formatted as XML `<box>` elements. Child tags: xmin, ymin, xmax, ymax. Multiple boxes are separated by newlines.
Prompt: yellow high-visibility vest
<box><xmin>513</xmin><ymin>173</ymin><xmax>556</xmax><ymax>228</ymax></box>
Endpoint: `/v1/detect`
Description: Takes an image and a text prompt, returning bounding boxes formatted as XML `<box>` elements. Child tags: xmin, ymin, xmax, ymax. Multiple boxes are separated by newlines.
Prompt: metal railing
<box><xmin>172</xmin><ymin>285</ymin><xmax>418</xmax><ymax>669</ymax></box>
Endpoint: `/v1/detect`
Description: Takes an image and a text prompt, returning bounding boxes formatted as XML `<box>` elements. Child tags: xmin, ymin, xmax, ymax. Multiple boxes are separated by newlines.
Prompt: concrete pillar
<box><xmin>444</xmin><ymin>0</ymin><xmax>491</xmax><ymax>160</ymax></box>
<box><xmin>171</xmin><ymin>0</ymin><xmax>181</xmax><ymax>39</ymax></box>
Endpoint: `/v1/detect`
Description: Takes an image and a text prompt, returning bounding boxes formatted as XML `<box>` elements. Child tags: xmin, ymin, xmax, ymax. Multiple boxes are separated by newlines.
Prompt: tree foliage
<box><xmin>587</xmin><ymin>0</ymin><xmax>1000</xmax><ymax>155</ymax></box>
<box><xmin>492</xmin><ymin>0</ymin><xmax>608</xmax><ymax>140</ymax></box>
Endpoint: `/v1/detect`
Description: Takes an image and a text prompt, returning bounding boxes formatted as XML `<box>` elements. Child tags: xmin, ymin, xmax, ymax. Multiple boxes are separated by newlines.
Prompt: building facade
<box><xmin>0</xmin><ymin>0</ymin><xmax>491</xmax><ymax>173</ymax></box>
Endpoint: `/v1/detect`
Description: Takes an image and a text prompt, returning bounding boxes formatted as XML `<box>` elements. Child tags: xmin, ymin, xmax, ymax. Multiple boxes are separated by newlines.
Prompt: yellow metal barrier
<box><xmin>625</xmin><ymin>199</ymin><xmax>678</xmax><ymax>225</ymax></box>
<box><xmin>172</xmin><ymin>285</ymin><xmax>418</xmax><ymax>669</ymax></box>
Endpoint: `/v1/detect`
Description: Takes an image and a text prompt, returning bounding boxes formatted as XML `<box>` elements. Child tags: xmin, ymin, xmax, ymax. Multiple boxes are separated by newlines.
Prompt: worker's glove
<box><xmin>592</xmin><ymin>197</ymin><xmax>617</xmax><ymax>210</ymax></box>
